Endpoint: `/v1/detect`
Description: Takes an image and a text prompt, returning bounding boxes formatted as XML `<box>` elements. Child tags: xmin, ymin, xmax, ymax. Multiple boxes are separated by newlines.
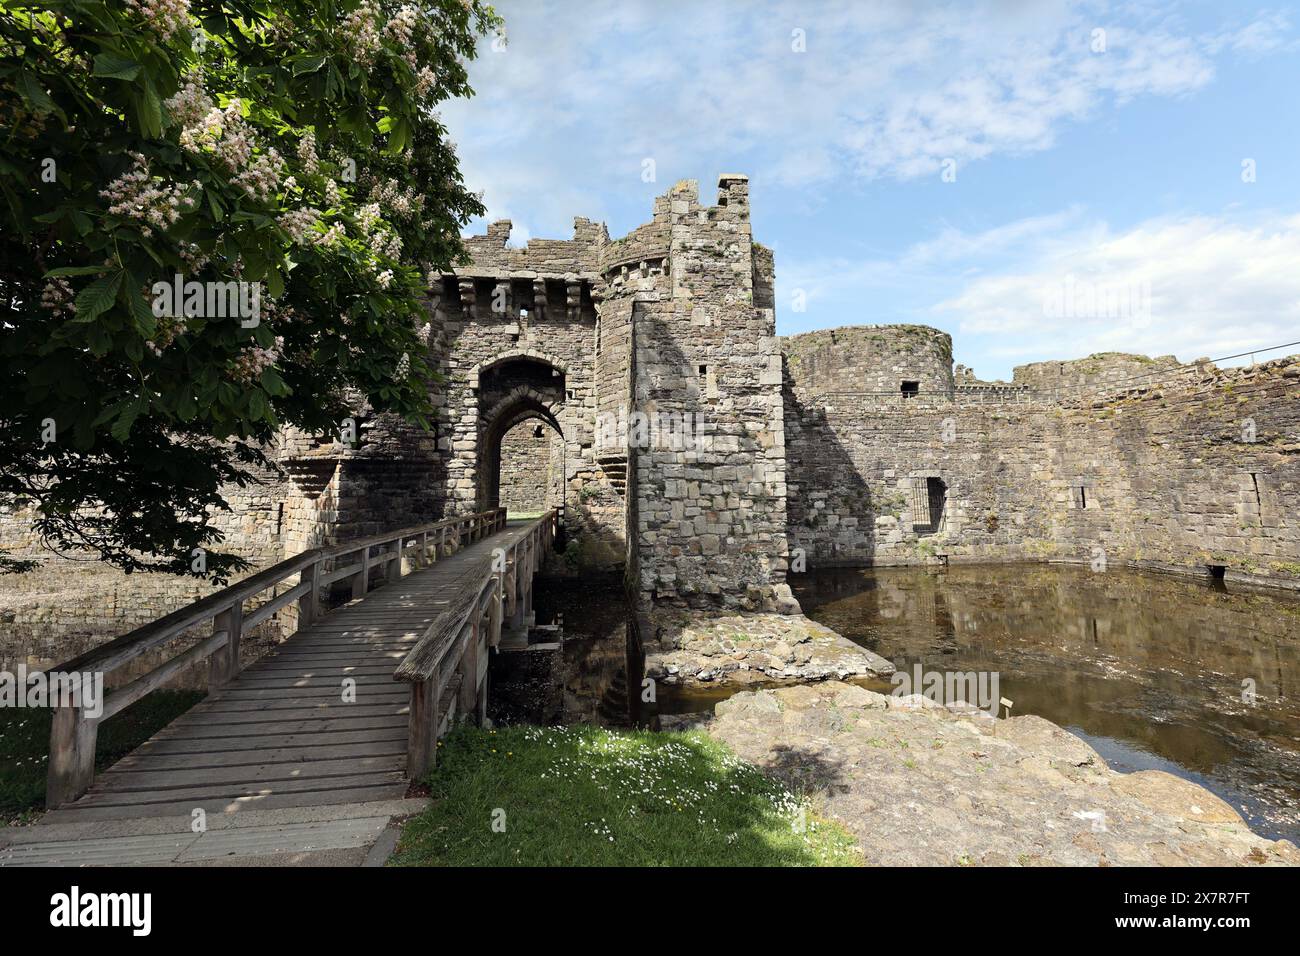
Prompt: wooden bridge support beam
<box><xmin>46</xmin><ymin>704</ymin><xmax>98</xmax><ymax>810</ymax></box>
<box><xmin>457</xmin><ymin>618</ymin><xmax>480</xmax><ymax>718</ymax></box>
<box><xmin>351</xmin><ymin>546</ymin><xmax>372</xmax><ymax>600</ymax></box>
<box><xmin>297</xmin><ymin>562</ymin><xmax>322</xmax><ymax>631</ymax></box>
<box><xmin>407</xmin><ymin>666</ymin><xmax>439</xmax><ymax>779</ymax></box>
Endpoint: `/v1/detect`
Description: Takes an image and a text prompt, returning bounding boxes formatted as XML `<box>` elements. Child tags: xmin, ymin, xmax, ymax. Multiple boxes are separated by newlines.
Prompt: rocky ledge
<box><xmin>641</xmin><ymin>611</ymin><xmax>894</xmax><ymax>688</ymax></box>
<box><xmin>702</xmin><ymin>681</ymin><xmax>1298</xmax><ymax>867</ymax></box>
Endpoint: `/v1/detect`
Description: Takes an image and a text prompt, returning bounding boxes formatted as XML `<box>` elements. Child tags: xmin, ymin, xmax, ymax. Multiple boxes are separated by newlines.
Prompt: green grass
<box><xmin>390</xmin><ymin>724</ymin><xmax>862</xmax><ymax>866</ymax></box>
<box><xmin>0</xmin><ymin>688</ymin><xmax>203</xmax><ymax>826</ymax></box>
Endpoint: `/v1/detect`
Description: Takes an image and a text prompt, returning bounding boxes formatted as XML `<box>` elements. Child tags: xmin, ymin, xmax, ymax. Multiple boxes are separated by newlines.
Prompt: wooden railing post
<box><xmin>352</xmin><ymin>546</ymin><xmax>371</xmax><ymax>600</ymax></box>
<box><xmin>407</xmin><ymin>666</ymin><xmax>439</xmax><ymax>778</ymax></box>
<box><xmin>298</xmin><ymin>560</ymin><xmax>322</xmax><ymax>632</ymax></box>
<box><xmin>458</xmin><ymin>616</ymin><xmax>479</xmax><ymax>718</ymax></box>
<box><xmin>46</xmin><ymin>703</ymin><xmax>98</xmax><ymax>808</ymax></box>
<box><xmin>488</xmin><ymin>588</ymin><xmax>503</xmax><ymax>650</ymax></box>
<box><xmin>209</xmin><ymin>602</ymin><xmax>243</xmax><ymax>687</ymax></box>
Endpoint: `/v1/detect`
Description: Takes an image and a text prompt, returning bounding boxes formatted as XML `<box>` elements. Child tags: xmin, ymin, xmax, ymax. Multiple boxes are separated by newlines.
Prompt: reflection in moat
<box><xmin>793</xmin><ymin>565</ymin><xmax>1300</xmax><ymax>843</ymax></box>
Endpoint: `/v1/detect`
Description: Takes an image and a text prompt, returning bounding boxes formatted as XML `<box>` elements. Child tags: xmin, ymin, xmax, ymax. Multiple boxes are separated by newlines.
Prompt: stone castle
<box><xmin>3</xmin><ymin>174</ymin><xmax>1299</xmax><ymax>660</ymax></box>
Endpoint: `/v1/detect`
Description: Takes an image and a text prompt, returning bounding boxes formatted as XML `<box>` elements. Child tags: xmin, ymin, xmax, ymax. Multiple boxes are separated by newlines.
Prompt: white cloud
<box><xmin>440</xmin><ymin>0</ymin><xmax>1284</xmax><ymax>234</ymax></box>
<box><xmin>775</xmin><ymin>207</ymin><xmax>1300</xmax><ymax>377</ymax></box>
<box><xmin>932</xmin><ymin>211</ymin><xmax>1300</xmax><ymax>366</ymax></box>
<box><xmin>1202</xmin><ymin>9</ymin><xmax>1295</xmax><ymax>57</ymax></box>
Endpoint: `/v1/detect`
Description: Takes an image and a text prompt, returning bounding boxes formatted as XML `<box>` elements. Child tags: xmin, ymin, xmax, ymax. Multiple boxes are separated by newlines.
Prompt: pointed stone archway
<box><xmin>474</xmin><ymin>357</ymin><xmax>568</xmax><ymax>515</ymax></box>
<box><xmin>479</xmin><ymin>387</ymin><xmax>565</xmax><ymax>513</ymax></box>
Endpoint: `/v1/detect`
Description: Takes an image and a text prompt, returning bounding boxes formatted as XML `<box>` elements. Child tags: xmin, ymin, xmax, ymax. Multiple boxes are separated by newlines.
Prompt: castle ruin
<box><xmin>3</xmin><ymin>174</ymin><xmax>1299</xmax><ymax>662</ymax></box>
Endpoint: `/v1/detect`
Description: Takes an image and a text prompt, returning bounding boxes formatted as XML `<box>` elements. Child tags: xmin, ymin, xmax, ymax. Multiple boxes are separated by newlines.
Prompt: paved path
<box><xmin>0</xmin><ymin>799</ymin><xmax>429</xmax><ymax>867</ymax></box>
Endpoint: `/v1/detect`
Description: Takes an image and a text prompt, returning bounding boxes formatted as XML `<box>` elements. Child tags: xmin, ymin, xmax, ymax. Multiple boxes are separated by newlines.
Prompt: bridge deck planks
<box><xmin>40</xmin><ymin>521</ymin><xmax>537</xmax><ymax>824</ymax></box>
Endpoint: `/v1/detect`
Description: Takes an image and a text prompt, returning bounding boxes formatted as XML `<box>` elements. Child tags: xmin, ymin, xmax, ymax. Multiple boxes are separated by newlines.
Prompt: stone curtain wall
<box><xmin>1012</xmin><ymin>353</ymin><xmax>1183</xmax><ymax>396</ymax></box>
<box><xmin>1070</xmin><ymin>358</ymin><xmax>1300</xmax><ymax>582</ymax></box>
<box><xmin>783</xmin><ymin>335</ymin><xmax>1300</xmax><ymax>589</ymax></box>
<box><xmin>629</xmin><ymin>177</ymin><xmax>794</xmax><ymax>611</ymax></box>
<box><xmin>784</xmin><ymin>385</ymin><xmax>1056</xmax><ymax>566</ymax></box>
<box><xmin>0</xmin><ymin>463</ymin><xmax>297</xmax><ymax>685</ymax></box>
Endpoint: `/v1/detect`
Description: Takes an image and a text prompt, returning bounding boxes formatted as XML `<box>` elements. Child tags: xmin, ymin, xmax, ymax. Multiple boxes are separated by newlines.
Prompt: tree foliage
<box><xmin>0</xmin><ymin>0</ymin><xmax>499</xmax><ymax>578</ymax></box>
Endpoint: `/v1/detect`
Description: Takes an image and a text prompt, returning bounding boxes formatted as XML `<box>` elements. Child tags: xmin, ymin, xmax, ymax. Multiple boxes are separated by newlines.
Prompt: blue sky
<box><xmin>442</xmin><ymin>1</ymin><xmax>1300</xmax><ymax>380</ymax></box>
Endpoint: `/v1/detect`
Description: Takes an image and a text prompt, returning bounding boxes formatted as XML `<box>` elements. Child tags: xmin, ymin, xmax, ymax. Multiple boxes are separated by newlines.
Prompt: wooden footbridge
<box><xmin>37</xmin><ymin>508</ymin><xmax>556</xmax><ymax>824</ymax></box>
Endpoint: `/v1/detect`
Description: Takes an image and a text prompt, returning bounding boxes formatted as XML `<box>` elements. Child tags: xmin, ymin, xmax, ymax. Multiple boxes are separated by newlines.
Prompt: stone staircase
<box><xmin>597</xmin><ymin>454</ymin><xmax>628</xmax><ymax>495</ymax></box>
<box><xmin>595</xmin><ymin>667</ymin><xmax>631</xmax><ymax>726</ymax></box>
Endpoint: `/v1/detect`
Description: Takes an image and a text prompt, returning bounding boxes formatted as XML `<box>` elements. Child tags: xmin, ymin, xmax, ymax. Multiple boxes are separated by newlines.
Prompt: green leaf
<box><xmin>111</xmin><ymin>400</ymin><xmax>144</xmax><ymax>443</ymax></box>
<box><xmin>135</xmin><ymin>81</ymin><xmax>162</xmax><ymax>138</ymax></box>
<box><xmin>125</xmin><ymin>284</ymin><xmax>159</xmax><ymax>337</ymax></box>
<box><xmin>92</xmin><ymin>54</ymin><xmax>143</xmax><ymax>81</ymax></box>
<box><xmin>16</xmin><ymin>72</ymin><xmax>59</xmax><ymax>116</ymax></box>
<box><xmin>259</xmin><ymin>367</ymin><xmax>290</xmax><ymax>396</ymax></box>
<box><xmin>73</xmin><ymin>271</ymin><xmax>124</xmax><ymax>323</ymax></box>
<box><xmin>265</xmin><ymin>267</ymin><xmax>284</xmax><ymax>299</ymax></box>
<box><xmin>292</xmin><ymin>55</ymin><xmax>328</xmax><ymax>76</ymax></box>
<box><xmin>386</xmin><ymin>118</ymin><xmax>410</xmax><ymax>156</ymax></box>
<box><xmin>248</xmin><ymin>391</ymin><xmax>269</xmax><ymax>420</ymax></box>
<box><xmin>176</xmin><ymin>392</ymin><xmax>198</xmax><ymax>422</ymax></box>
<box><xmin>92</xmin><ymin>403</ymin><xmax>123</xmax><ymax>427</ymax></box>
<box><xmin>241</xmin><ymin>255</ymin><xmax>267</xmax><ymax>281</ymax></box>
<box><xmin>85</xmin><ymin>323</ymin><xmax>112</xmax><ymax>356</ymax></box>
<box><xmin>45</xmin><ymin>265</ymin><xmax>106</xmax><ymax>278</ymax></box>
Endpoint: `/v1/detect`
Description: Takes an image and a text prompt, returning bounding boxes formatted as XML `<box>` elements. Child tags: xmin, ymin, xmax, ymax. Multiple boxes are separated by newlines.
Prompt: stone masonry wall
<box><xmin>784</xmin><ymin>334</ymin><xmax>1300</xmax><ymax>589</ymax></box>
<box><xmin>0</xmin><ymin>460</ymin><xmax>298</xmax><ymax>686</ymax></box>
<box><xmin>1012</xmin><ymin>352</ymin><xmax>1183</xmax><ymax>396</ymax></box>
<box><xmin>630</xmin><ymin>176</ymin><xmax>793</xmax><ymax>611</ymax></box>
<box><xmin>784</xmin><ymin>325</ymin><xmax>955</xmax><ymax>397</ymax></box>
<box><xmin>499</xmin><ymin>419</ymin><xmax>564</xmax><ymax>514</ymax></box>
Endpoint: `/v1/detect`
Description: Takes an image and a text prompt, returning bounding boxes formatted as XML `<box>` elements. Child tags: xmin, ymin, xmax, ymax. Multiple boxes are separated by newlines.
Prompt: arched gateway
<box><xmin>476</xmin><ymin>357</ymin><xmax>567</xmax><ymax>514</ymax></box>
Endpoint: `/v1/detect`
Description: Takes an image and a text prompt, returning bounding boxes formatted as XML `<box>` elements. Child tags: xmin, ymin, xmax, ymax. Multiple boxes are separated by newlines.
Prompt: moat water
<box><xmin>788</xmin><ymin>565</ymin><xmax>1300</xmax><ymax>844</ymax></box>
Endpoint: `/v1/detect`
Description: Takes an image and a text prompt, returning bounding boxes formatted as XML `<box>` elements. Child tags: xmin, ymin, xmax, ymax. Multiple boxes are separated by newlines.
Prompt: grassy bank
<box><xmin>0</xmin><ymin>689</ymin><xmax>203</xmax><ymax>825</ymax></box>
<box><xmin>391</xmin><ymin>724</ymin><xmax>861</xmax><ymax>866</ymax></box>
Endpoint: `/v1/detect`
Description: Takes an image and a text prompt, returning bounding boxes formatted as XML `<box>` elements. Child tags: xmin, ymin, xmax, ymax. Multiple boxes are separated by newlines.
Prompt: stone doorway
<box><xmin>496</xmin><ymin>417</ymin><xmax>565</xmax><ymax>516</ymax></box>
<box><xmin>475</xmin><ymin>356</ymin><xmax>568</xmax><ymax>516</ymax></box>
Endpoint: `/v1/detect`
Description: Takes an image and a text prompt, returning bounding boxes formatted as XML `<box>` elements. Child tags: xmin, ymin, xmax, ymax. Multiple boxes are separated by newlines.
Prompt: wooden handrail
<box><xmin>42</xmin><ymin>506</ymin><xmax>507</xmax><ymax>808</ymax></box>
<box><xmin>53</xmin><ymin>551</ymin><xmax>318</xmax><ymax>677</ymax></box>
<box><xmin>45</xmin><ymin>508</ymin><xmax>506</xmax><ymax>680</ymax></box>
<box><xmin>394</xmin><ymin>511</ymin><xmax>555</xmax><ymax>683</ymax></box>
<box><xmin>395</xmin><ymin>510</ymin><xmax>558</xmax><ymax>779</ymax></box>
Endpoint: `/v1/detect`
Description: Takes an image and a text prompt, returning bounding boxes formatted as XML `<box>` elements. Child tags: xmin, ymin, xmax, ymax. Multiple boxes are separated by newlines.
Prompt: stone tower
<box><xmin>615</xmin><ymin>176</ymin><xmax>793</xmax><ymax>610</ymax></box>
